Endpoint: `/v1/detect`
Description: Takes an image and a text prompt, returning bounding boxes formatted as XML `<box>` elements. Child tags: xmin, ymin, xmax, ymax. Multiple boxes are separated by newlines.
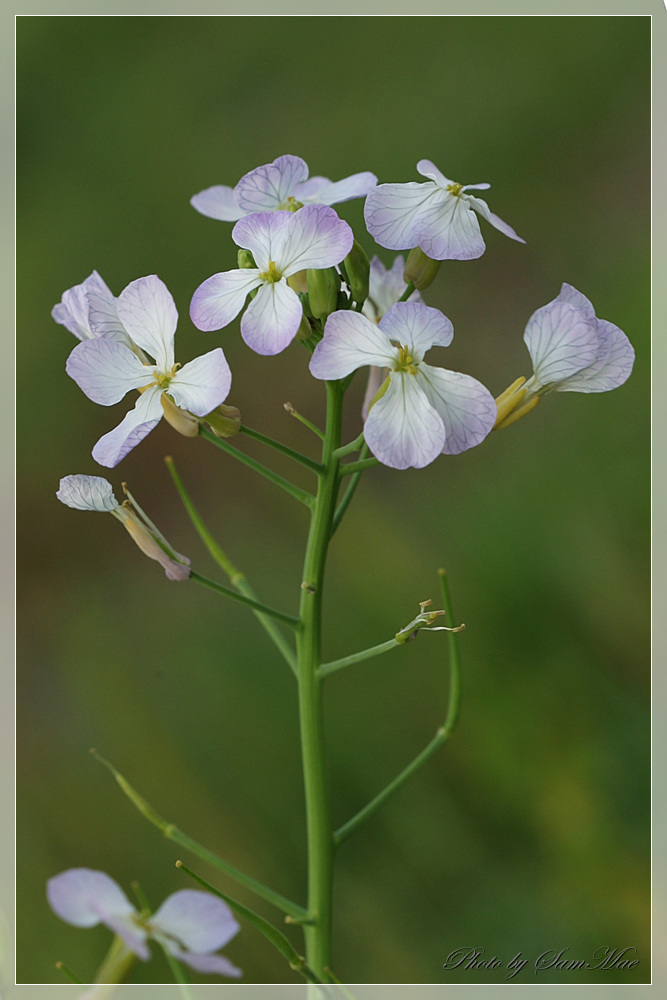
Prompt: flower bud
<box><xmin>204</xmin><ymin>402</ymin><xmax>242</xmax><ymax>438</ymax></box>
<box><xmin>287</xmin><ymin>270</ymin><xmax>308</xmax><ymax>294</ymax></box>
<box><xmin>403</xmin><ymin>247</ymin><xmax>442</xmax><ymax>291</ymax></box>
<box><xmin>237</xmin><ymin>249</ymin><xmax>256</xmax><ymax>269</ymax></box>
<box><xmin>342</xmin><ymin>239</ymin><xmax>370</xmax><ymax>304</ymax></box>
<box><xmin>295</xmin><ymin>312</ymin><xmax>313</xmax><ymax>341</ymax></box>
<box><xmin>307</xmin><ymin>267</ymin><xmax>341</xmax><ymax>321</ymax></box>
<box><xmin>161</xmin><ymin>394</ymin><xmax>200</xmax><ymax>437</ymax></box>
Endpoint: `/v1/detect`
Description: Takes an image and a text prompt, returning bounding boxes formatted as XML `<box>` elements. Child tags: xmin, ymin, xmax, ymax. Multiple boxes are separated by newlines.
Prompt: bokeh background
<box><xmin>17</xmin><ymin>15</ymin><xmax>650</xmax><ymax>986</ymax></box>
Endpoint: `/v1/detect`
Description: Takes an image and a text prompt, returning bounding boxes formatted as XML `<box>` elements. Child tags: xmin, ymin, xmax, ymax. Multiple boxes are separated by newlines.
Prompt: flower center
<box><xmin>393</xmin><ymin>344</ymin><xmax>419</xmax><ymax>375</ymax></box>
<box><xmin>446</xmin><ymin>182</ymin><xmax>463</xmax><ymax>197</ymax></box>
<box><xmin>259</xmin><ymin>260</ymin><xmax>283</xmax><ymax>283</ymax></box>
<box><xmin>277</xmin><ymin>196</ymin><xmax>303</xmax><ymax>212</ymax></box>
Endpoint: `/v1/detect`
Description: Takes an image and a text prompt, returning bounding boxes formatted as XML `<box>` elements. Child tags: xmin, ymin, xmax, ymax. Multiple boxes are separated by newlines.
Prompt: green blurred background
<box><xmin>17</xmin><ymin>15</ymin><xmax>650</xmax><ymax>985</ymax></box>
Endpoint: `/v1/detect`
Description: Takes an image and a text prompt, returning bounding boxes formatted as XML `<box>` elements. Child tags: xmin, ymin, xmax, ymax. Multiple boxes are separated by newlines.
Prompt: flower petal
<box><xmin>413</xmin><ymin>191</ymin><xmax>486</xmax><ymax>260</ymax></box>
<box><xmin>190</xmin><ymin>185</ymin><xmax>245</xmax><ymax>222</ymax></box>
<box><xmin>524</xmin><ymin>299</ymin><xmax>600</xmax><ymax>387</ymax></box>
<box><xmin>190</xmin><ymin>269</ymin><xmax>263</xmax><ymax>332</ymax></box>
<box><xmin>310</xmin><ymin>310</ymin><xmax>395</xmax><ymax>380</ymax></box>
<box><xmin>364</xmin><ymin>372</ymin><xmax>445</xmax><ymax>469</ymax></box>
<box><xmin>364</xmin><ymin>182</ymin><xmax>437</xmax><ymax>250</ymax></box>
<box><xmin>52</xmin><ymin>271</ymin><xmax>115</xmax><ymax>341</ymax></box>
<box><xmin>465</xmin><ymin>194</ymin><xmax>525</xmax><ymax>244</ymax></box>
<box><xmin>232</xmin><ymin>213</ymin><xmax>291</xmax><ymax>272</ymax></box>
<box><xmin>558</xmin><ymin>319</ymin><xmax>635</xmax><ymax>393</ymax></box>
<box><xmin>240</xmin><ymin>281</ymin><xmax>303</xmax><ymax>355</ymax></box>
<box><xmin>364</xmin><ymin>255</ymin><xmax>421</xmax><ymax>323</ymax></box>
<box><xmin>152</xmin><ymin>890</ymin><xmax>240</xmax><ymax>954</ymax></box>
<box><xmin>86</xmin><ymin>283</ymin><xmax>136</xmax><ymax>350</ymax></box>
<box><xmin>379</xmin><ymin>301</ymin><xmax>453</xmax><ymax>358</ymax></box>
<box><xmin>416</xmin><ymin>364</ymin><xmax>496</xmax><ymax>454</ymax></box>
<box><xmin>116</xmin><ymin>275</ymin><xmax>178</xmax><ymax>371</ymax></box>
<box><xmin>298</xmin><ymin>171</ymin><xmax>378</xmax><ymax>206</ymax></box>
<box><xmin>278</xmin><ymin>204</ymin><xmax>353</xmax><ymax>274</ymax></box>
<box><xmin>56</xmin><ymin>474</ymin><xmax>119</xmax><ymax>512</ymax></box>
<box><xmin>234</xmin><ymin>154</ymin><xmax>309</xmax><ymax>213</ymax></box>
<box><xmin>92</xmin><ymin>386</ymin><xmax>164</xmax><ymax>468</ymax></box>
<box><xmin>362</xmin><ymin>365</ymin><xmax>386</xmax><ymax>420</ymax></box>
<box><xmin>169</xmin><ymin>348</ymin><xmax>232</xmax><ymax>415</ymax></box>
<box><xmin>167</xmin><ymin>948</ymin><xmax>242</xmax><ymax>978</ymax></box>
<box><xmin>416</xmin><ymin>159</ymin><xmax>454</xmax><ymax>187</ymax></box>
<box><xmin>66</xmin><ymin>339</ymin><xmax>154</xmax><ymax>405</ymax></box>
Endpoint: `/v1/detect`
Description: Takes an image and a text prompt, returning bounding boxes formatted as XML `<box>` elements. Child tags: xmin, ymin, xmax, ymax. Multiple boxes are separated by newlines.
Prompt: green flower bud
<box><xmin>204</xmin><ymin>402</ymin><xmax>242</xmax><ymax>438</ymax></box>
<box><xmin>296</xmin><ymin>312</ymin><xmax>313</xmax><ymax>341</ymax></box>
<box><xmin>343</xmin><ymin>239</ymin><xmax>370</xmax><ymax>303</ymax></box>
<box><xmin>307</xmin><ymin>267</ymin><xmax>341</xmax><ymax>321</ymax></box>
<box><xmin>403</xmin><ymin>247</ymin><xmax>442</xmax><ymax>290</ymax></box>
<box><xmin>237</xmin><ymin>249</ymin><xmax>256</xmax><ymax>269</ymax></box>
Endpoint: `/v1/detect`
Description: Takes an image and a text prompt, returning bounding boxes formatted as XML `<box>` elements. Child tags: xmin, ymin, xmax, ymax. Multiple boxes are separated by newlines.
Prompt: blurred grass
<box><xmin>17</xmin><ymin>15</ymin><xmax>649</xmax><ymax>985</ymax></box>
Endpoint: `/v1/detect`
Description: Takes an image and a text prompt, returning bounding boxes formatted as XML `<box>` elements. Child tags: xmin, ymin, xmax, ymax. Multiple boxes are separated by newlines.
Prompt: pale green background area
<box><xmin>16</xmin><ymin>12</ymin><xmax>650</xmax><ymax>989</ymax></box>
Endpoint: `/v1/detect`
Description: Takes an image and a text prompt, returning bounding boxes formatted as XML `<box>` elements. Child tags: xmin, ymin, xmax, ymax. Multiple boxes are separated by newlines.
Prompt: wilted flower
<box><xmin>66</xmin><ymin>275</ymin><xmax>232</xmax><ymax>467</ymax></box>
<box><xmin>310</xmin><ymin>301</ymin><xmax>496</xmax><ymax>469</ymax></box>
<box><xmin>47</xmin><ymin>868</ymin><xmax>241</xmax><ymax>978</ymax></box>
<box><xmin>190</xmin><ymin>205</ymin><xmax>353</xmax><ymax>355</ymax></box>
<box><xmin>57</xmin><ymin>475</ymin><xmax>191</xmax><ymax>581</ymax></box>
<box><xmin>364</xmin><ymin>158</ymin><xmax>524</xmax><ymax>260</ymax></box>
<box><xmin>191</xmin><ymin>153</ymin><xmax>377</xmax><ymax>221</ymax></box>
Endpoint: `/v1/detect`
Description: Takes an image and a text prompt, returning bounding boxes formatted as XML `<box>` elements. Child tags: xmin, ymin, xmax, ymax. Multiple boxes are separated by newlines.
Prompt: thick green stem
<box><xmin>296</xmin><ymin>380</ymin><xmax>343</xmax><ymax>977</ymax></box>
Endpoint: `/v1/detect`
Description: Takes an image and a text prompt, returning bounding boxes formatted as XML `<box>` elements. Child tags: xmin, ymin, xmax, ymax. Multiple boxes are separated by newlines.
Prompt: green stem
<box><xmin>199</xmin><ymin>426</ymin><xmax>315</xmax><ymax>508</ymax></box>
<box><xmin>296</xmin><ymin>380</ymin><xmax>343</xmax><ymax>977</ymax></box>
<box><xmin>190</xmin><ymin>570</ymin><xmax>300</xmax><ymax>630</ymax></box>
<box><xmin>333</xmin><ymin>568</ymin><xmax>463</xmax><ymax>846</ymax></box>
<box><xmin>319</xmin><ymin>638</ymin><xmax>399</xmax><ymax>678</ymax></box>
<box><xmin>239</xmin><ymin>424</ymin><xmax>323</xmax><ymax>474</ymax></box>
<box><xmin>331</xmin><ymin>442</ymin><xmax>370</xmax><ymax>535</ymax></box>
<box><xmin>284</xmin><ymin>402</ymin><xmax>325</xmax><ymax>441</ymax></box>
<box><xmin>398</xmin><ymin>281</ymin><xmax>416</xmax><ymax>302</ymax></box>
<box><xmin>165</xmin><ymin>457</ymin><xmax>297</xmax><ymax>675</ymax></box>
<box><xmin>338</xmin><ymin>456</ymin><xmax>379</xmax><ymax>478</ymax></box>
<box><xmin>333</xmin><ymin>431</ymin><xmax>365</xmax><ymax>459</ymax></box>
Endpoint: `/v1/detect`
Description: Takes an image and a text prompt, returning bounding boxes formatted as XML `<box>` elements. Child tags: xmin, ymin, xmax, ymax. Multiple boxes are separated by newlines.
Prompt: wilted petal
<box><xmin>120</xmin><ymin>512</ymin><xmax>191</xmax><ymax>581</ymax></box>
<box><xmin>57</xmin><ymin>474</ymin><xmax>119</xmax><ymax>512</ymax></box>
<box><xmin>364</xmin><ymin>372</ymin><xmax>445</xmax><ymax>470</ymax></box>
<box><xmin>298</xmin><ymin>171</ymin><xmax>377</xmax><ymax>206</ymax></box>
<box><xmin>524</xmin><ymin>299</ymin><xmax>600</xmax><ymax>387</ymax></box>
<box><xmin>235</xmin><ymin>154</ymin><xmax>309</xmax><ymax>213</ymax></box>
<box><xmin>279</xmin><ymin>204</ymin><xmax>353</xmax><ymax>274</ymax></box>
<box><xmin>240</xmin><ymin>281</ymin><xmax>303</xmax><ymax>355</ymax></box>
<box><xmin>379</xmin><ymin>301</ymin><xmax>453</xmax><ymax>357</ymax></box>
<box><xmin>310</xmin><ymin>311</ymin><xmax>395</xmax><ymax>380</ymax></box>
<box><xmin>169</xmin><ymin>348</ymin><xmax>232</xmax><ymax>415</ymax></box>
<box><xmin>416</xmin><ymin>365</ymin><xmax>496</xmax><ymax>454</ymax></box>
<box><xmin>66</xmin><ymin>339</ymin><xmax>154</xmax><ymax>405</ymax></box>
<box><xmin>558</xmin><ymin>319</ymin><xmax>635</xmax><ymax>393</ymax></box>
<box><xmin>465</xmin><ymin>194</ymin><xmax>525</xmax><ymax>244</ymax></box>
<box><xmin>190</xmin><ymin>185</ymin><xmax>245</xmax><ymax>222</ymax></box>
<box><xmin>364</xmin><ymin>182</ymin><xmax>436</xmax><ymax>250</ymax></box>
<box><xmin>152</xmin><ymin>890</ymin><xmax>240</xmax><ymax>954</ymax></box>
<box><xmin>190</xmin><ymin>269</ymin><xmax>263</xmax><ymax>332</ymax></box>
<box><xmin>413</xmin><ymin>191</ymin><xmax>486</xmax><ymax>260</ymax></box>
<box><xmin>92</xmin><ymin>386</ymin><xmax>164</xmax><ymax>468</ymax></box>
<box><xmin>168</xmin><ymin>948</ymin><xmax>242</xmax><ymax>978</ymax></box>
<box><xmin>116</xmin><ymin>276</ymin><xmax>178</xmax><ymax>371</ymax></box>
<box><xmin>52</xmin><ymin>271</ymin><xmax>113</xmax><ymax>341</ymax></box>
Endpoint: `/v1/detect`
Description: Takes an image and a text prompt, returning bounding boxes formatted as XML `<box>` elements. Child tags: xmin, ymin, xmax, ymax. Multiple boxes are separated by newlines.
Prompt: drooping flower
<box><xmin>52</xmin><ymin>271</ymin><xmax>138</xmax><ymax>351</ymax></box>
<box><xmin>191</xmin><ymin>153</ymin><xmax>377</xmax><ymax>222</ymax></box>
<box><xmin>66</xmin><ymin>275</ymin><xmax>232</xmax><ymax>467</ymax></box>
<box><xmin>310</xmin><ymin>301</ymin><xmax>497</xmax><ymax>469</ymax></box>
<box><xmin>57</xmin><ymin>475</ymin><xmax>191</xmax><ymax>581</ymax></box>
<box><xmin>494</xmin><ymin>283</ymin><xmax>635</xmax><ymax>428</ymax></box>
<box><xmin>190</xmin><ymin>204</ymin><xmax>354</xmax><ymax>355</ymax></box>
<box><xmin>364</xmin><ymin>159</ymin><xmax>525</xmax><ymax>261</ymax></box>
<box><xmin>47</xmin><ymin>868</ymin><xmax>242</xmax><ymax>978</ymax></box>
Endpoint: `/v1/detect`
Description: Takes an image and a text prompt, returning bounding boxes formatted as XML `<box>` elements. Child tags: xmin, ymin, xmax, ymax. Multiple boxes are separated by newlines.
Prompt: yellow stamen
<box><xmin>495</xmin><ymin>394</ymin><xmax>540</xmax><ymax>429</ymax></box>
<box><xmin>393</xmin><ymin>344</ymin><xmax>418</xmax><ymax>375</ymax></box>
<box><xmin>259</xmin><ymin>260</ymin><xmax>282</xmax><ymax>283</ymax></box>
<box><xmin>446</xmin><ymin>182</ymin><xmax>463</xmax><ymax>196</ymax></box>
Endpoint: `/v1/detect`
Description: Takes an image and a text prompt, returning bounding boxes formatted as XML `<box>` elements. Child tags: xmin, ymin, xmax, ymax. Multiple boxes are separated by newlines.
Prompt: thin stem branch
<box><xmin>331</xmin><ymin>442</ymin><xmax>370</xmax><ymax>535</ymax></box>
<box><xmin>333</xmin><ymin>431</ymin><xmax>365</xmax><ymax>459</ymax></box>
<box><xmin>199</xmin><ymin>426</ymin><xmax>315</xmax><ymax>508</ymax></box>
<box><xmin>338</xmin><ymin>456</ymin><xmax>379</xmax><ymax>478</ymax></box>
<box><xmin>239</xmin><ymin>424</ymin><xmax>323</xmax><ymax>474</ymax></box>
<box><xmin>319</xmin><ymin>638</ymin><xmax>399</xmax><ymax>678</ymax></box>
<box><xmin>398</xmin><ymin>281</ymin><xmax>416</xmax><ymax>302</ymax></box>
<box><xmin>284</xmin><ymin>402</ymin><xmax>325</xmax><ymax>441</ymax></box>
<box><xmin>190</xmin><ymin>570</ymin><xmax>300</xmax><ymax>630</ymax></box>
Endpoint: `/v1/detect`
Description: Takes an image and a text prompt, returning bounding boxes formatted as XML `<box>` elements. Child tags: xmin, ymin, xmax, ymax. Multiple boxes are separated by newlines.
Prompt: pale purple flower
<box><xmin>191</xmin><ymin>153</ymin><xmax>377</xmax><ymax>222</ymax></box>
<box><xmin>310</xmin><ymin>301</ymin><xmax>497</xmax><ymax>469</ymax></box>
<box><xmin>52</xmin><ymin>271</ymin><xmax>138</xmax><ymax>351</ymax></box>
<box><xmin>57</xmin><ymin>475</ymin><xmax>191</xmax><ymax>580</ymax></box>
<box><xmin>47</xmin><ymin>868</ymin><xmax>241</xmax><ymax>978</ymax></box>
<box><xmin>66</xmin><ymin>275</ymin><xmax>232</xmax><ymax>467</ymax></box>
<box><xmin>364</xmin><ymin>159</ymin><xmax>525</xmax><ymax>261</ymax></box>
<box><xmin>190</xmin><ymin>204</ymin><xmax>354</xmax><ymax>355</ymax></box>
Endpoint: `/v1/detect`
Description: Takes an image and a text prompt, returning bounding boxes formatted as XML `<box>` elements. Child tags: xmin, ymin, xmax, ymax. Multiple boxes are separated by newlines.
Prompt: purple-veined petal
<box><xmin>310</xmin><ymin>311</ymin><xmax>395</xmax><ymax>381</ymax></box>
<box><xmin>86</xmin><ymin>284</ymin><xmax>136</xmax><ymax>350</ymax></box>
<box><xmin>558</xmin><ymin>319</ymin><xmax>635</xmax><ymax>393</ymax></box>
<box><xmin>413</xmin><ymin>190</ymin><xmax>486</xmax><ymax>260</ymax></box>
<box><xmin>232</xmin><ymin>212</ymin><xmax>291</xmax><ymax>272</ymax></box>
<box><xmin>190</xmin><ymin>185</ymin><xmax>245</xmax><ymax>222</ymax></box>
<box><xmin>167</xmin><ymin>948</ymin><xmax>242</xmax><ymax>978</ymax></box>
<box><xmin>116</xmin><ymin>275</ymin><xmax>178</xmax><ymax>371</ymax></box>
<box><xmin>52</xmin><ymin>271</ymin><xmax>114</xmax><ymax>341</ymax></box>
<box><xmin>465</xmin><ymin>194</ymin><xmax>525</xmax><ymax>244</ymax></box>
<box><xmin>379</xmin><ymin>301</ymin><xmax>453</xmax><ymax>358</ymax></box>
<box><xmin>524</xmin><ymin>299</ymin><xmax>600</xmax><ymax>387</ymax></box>
<box><xmin>292</xmin><ymin>175</ymin><xmax>331</xmax><ymax>199</ymax></box>
<box><xmin>92</xmin><ymin>386</ymin><xmax>164</xmax><ymax>468</ymax></box>
<box><xmin>362</xmin><ymin>366</ymin><xmax>386</xmax><ymax>420</ymax></box>
<box><xmin>364</xmin><ymin>182</ymin><xmax>436</xmax><ymax>250</ymax></box>
<box><xmin>416</xmin><ymin>159</ymin><xmax>454</xmax><ymax>187</ymax></box>
<box><xmin>57</xmin><ymin>474</ymin><xmax>119</xmax><ymax>512</ymax></box>
<box><xmin>364</xmin><ymin>255</ymin><xmax>421</xmax><ymax>323</ymax></box>
<box><xmin>169</xmin><ymin>348</ymin><xmax>232</xmax><ymax>415</ymax></box>
<box><xmin>556</xmin><ymin>282</ymin><xmax>597</xmax><ymax>320</ymax></box>
<box><xmin>298</xmin><ymin>171</ymin><xmax>378</xmax><ymax>206</ymax></box>
<box><xmin>240</xmin><ymin>281</ymin><xmax>302</xmax><ymax>355</ymax></box>
<box><xmin>416</xmin><ymin>364</ymin><xmax>496</xmax><ymax>454</ymax></box>
<box><xmin>152</xmin><ymin>890</ymin><xmax>240</xmax><ymax>954</ymax></box>
<box><xmin>234</xmin><ymin>155</ymin><xmax>309</xmax><ymax>213</ymax></box>
<box><xmin>364</xmin><ymin>372</ymin><xmax>445</xmax><ymax>469</ymax></box>
<box><xmin>190</xmin><ymin>269</ymin><xmax>263</xmax><ymax>332</ymax></box>
<box><xmin>66</xmin><ymin>339</ymin><xmax>154</xmax><ymax>405</ymax></box>
<box><xmin>277</xmin><ymin>204</ymin><xmax>353</xmax><ymax>274</ymax></box>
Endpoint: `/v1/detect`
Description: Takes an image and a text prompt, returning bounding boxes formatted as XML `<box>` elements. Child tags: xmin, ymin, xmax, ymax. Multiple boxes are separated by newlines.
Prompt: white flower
<box><xmin>310</xmin><ymin>301</ymin><xmax>497</xmax><ymax>469</ymax></box>
<box><xmin>47</xmin><ymin>868</ymin><xmax>241</xmax><ymax>978</ymax></box>
<box><xmin>57</xmin><ymin>475</ymin><xmax>191</xmax><ymax>581</ymax></box>
<box><xmin>66</xmin><ymin>275</ymin><xmax>232</xmax><ymax>467</ymax></box>
<box><xmin>52</xmin><ymin>271</ymin><xmax>138</xmax><ymax>352</ymax></box>
<box><xmin>191</xmin><ymin>153</ymin><xmax>377</xmax><ymax>221</ymax></box>
<box><xmin>364</xmin><ymin>159</ymin><xmax>524</xmax><ymax>261</ymax></box>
